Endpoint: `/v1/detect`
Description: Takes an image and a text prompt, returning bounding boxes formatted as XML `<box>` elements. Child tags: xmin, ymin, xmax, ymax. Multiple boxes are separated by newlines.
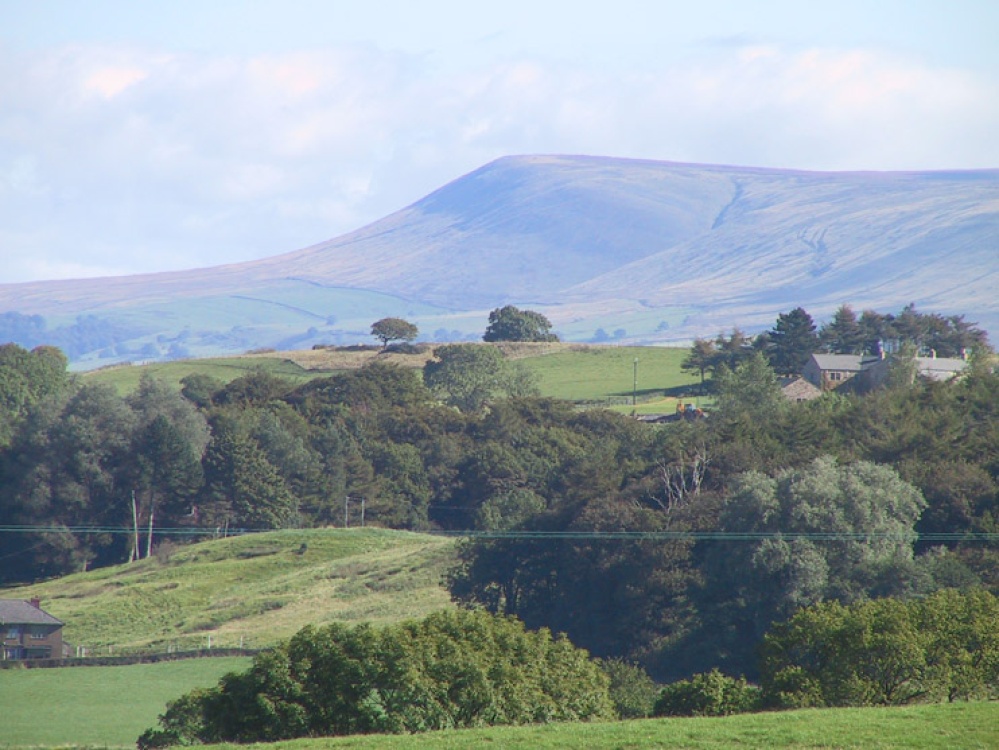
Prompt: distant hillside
<box><xmin>0</xmin><ymin>528</ymin><xmax>456</xmax><ymax>652</ymax></box>
<box><xmin>1</xmin><ymin>155</ymin><xmax>995</xmax><ymax>367</ymax></box>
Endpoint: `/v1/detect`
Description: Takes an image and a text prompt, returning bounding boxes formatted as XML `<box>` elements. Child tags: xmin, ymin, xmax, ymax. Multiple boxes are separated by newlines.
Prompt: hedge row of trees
<box><xmin>138</xmin><ymin>609</ymin><xmax>613</xmax><ymax>747</ymax></box>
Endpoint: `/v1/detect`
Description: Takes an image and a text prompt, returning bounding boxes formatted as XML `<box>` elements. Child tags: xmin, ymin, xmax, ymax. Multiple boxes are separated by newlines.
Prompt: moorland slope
<box><xmin>1</xmin><ymin>155</ymin><xmax>996</xmax><ymax>366</ymax></box>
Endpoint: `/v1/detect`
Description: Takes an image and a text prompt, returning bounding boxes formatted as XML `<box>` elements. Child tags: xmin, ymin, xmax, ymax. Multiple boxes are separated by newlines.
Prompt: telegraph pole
<box><xmin>633</xmin><ymin>357</ymin><xmax>639</xmax><ymax>407</ymax></box>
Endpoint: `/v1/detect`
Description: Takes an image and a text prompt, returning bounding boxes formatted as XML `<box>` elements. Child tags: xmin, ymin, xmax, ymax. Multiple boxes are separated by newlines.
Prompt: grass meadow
<box><xmin>80</xmin><ymin>355</ymin><xmax>324</xmax><ymax>396</ymax></box>
<box><xmin>0</xmin><ymin>657</ymin><xmax>250</xmax><ymax>748</ymax></box>
<box><xmin>3</xmin><ymin>664</ymin><xmax>993</xmax><ymax>749</ymax></box>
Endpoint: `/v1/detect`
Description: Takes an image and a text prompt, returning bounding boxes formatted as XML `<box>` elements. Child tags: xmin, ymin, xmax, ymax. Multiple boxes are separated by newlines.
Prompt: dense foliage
<box><xmin>137</xmin><ymin>609</ymin><xmax>613</xmax><ymax>747</ymax></box>
<box><xmin>1</xmin><ymin>301</ymin><xmax>996</xmax><ymax>688</ymax></box>
<box><xmin>760</xmin><ymin>589</ymin><xmax>999</xmax><ymax>708</ymax></box>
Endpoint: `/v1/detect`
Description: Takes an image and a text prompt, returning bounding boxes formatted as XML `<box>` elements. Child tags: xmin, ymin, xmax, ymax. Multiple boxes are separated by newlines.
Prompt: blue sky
<box><xmin>2</xmin><ymin>1</ymin><xmax>997</xmax><ymax>283</ymax></box>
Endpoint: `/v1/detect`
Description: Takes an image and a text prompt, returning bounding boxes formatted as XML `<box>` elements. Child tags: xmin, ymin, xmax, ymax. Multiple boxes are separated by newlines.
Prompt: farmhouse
<box><xmin>802</xmin><ymin>351</ymin><xmax>969</xmax><ymax>393</ymax></box>
<box><xmin>0</xmin><ymin>598</ymin><xmax>65</xmax><ymax>660</ymax></box>
<box><xmin>802</xmin><ymin>353</ymin><xmax>871</xmax><ymax>391</ymax></box>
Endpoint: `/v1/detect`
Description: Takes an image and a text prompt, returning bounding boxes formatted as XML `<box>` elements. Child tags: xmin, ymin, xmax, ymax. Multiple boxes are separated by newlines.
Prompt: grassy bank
<box><xmin>199</xmin><ymin>701</ymin><xmax>997</xmax><ymax>750</ymax></box>
<box><xmin>1</xmin><ymin>528</ymin><xmax>457</xmax><ymax>653</ymax></box>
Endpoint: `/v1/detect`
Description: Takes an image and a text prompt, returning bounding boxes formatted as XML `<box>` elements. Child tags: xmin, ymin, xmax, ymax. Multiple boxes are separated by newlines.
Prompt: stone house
<box><xmin>0</xmin><ymin>598</ymin><xmax>65</xmax><ymax>660</ymax></box>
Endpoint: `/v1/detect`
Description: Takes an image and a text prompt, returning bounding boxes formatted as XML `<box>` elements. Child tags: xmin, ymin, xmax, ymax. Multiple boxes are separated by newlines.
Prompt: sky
<box><xmin>2</xmin><ymin>0</ymin><xmax>997</xmax><ymax>284</ymax></box>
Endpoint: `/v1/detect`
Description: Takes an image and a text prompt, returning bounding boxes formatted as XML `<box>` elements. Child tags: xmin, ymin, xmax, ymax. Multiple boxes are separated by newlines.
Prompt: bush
<box><xmin>654</xmin><ymin>669</ymin><xmax>762</xmax><ymax>717</ymax></box>
<box><xmin>599</xmin><ymin>658</ymin><xmax>660</xmax><ymax>718</ymax></box>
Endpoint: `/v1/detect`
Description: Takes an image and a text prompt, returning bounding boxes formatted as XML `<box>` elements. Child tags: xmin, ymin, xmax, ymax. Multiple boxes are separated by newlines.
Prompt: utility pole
<box><xmin>344</xmin><ymin>496</ymin><xmax>350</xmax><ymax>528</ymax></box>
<box><xmin>633</xmin><ymin>357</ymin><xmax>639</xmax><ymax>407</ymax></box>
<box><xmin>130</xmin><ymin>490</ymin><xmax>139</xmax><ymax>562</ymax></box>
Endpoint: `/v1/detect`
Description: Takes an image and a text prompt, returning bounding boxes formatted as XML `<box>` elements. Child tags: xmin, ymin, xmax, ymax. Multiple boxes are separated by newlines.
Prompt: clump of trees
<box><xmin>653</xmin><ymin>588</ymin><xmax>999</xmax><ymax>717</ymax></box>
<box><xmin>423</xmin><ymin>343</ymin><xmax>537</xmax><ymax>411</ymax></box>
<box><xmin>137</xmin><ymin>609</ymin><xmax>613</xmax><ymax>747</ymax></box>
<box><xmin>760</xmin><ymin>588</ymin><xmax>999</xmax><ymax>708</ymax></box>
<box><xmin>483</xmin><ymin>306</ymin><xmax>558</xmax><ymax>342</ymax></box>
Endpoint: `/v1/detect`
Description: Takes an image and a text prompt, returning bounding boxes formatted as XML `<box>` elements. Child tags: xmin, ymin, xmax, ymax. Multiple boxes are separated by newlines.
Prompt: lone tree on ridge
<box><xmin>370</xmin><ymin>318</ymin><xmax>419</xmax><ymax>349</ymax></box>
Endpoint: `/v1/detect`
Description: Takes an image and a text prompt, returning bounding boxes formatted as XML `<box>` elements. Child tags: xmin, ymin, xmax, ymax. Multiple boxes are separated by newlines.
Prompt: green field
<box><xmin>196</xmin><ymin>701</ymin><xmax>997</xmax><ymax>750</ymax></box>
<box><xmin>2</xmin><ymin>664</ymin><xmax>993</xmax><ymax>750</ymax></box>
<box><xmin>519</xmin><ymin>345</ymin><xmax>700</xmax><ymax>411</ymax></box>
<box><xmin>1</xmin><ymin>529</ymin><xmax>457</xmax><ymax>653</ymax></box>
<box><xmin>83</xmin><ymin>344</ymin><xmax>702</xmax><ymax>414</ymax></box>
<box><xmin>0</xmin><ymin>657</ymin><xmax>251</xmax><ymax>748</ymax></box>
<box><xmin>81</xmin><ymin>355</ymin><xmax>326</xmax><ymax>396</ymax></box>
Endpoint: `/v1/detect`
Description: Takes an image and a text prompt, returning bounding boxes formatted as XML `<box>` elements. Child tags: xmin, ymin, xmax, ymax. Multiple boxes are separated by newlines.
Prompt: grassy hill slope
<box><xmin>0</xmin><ymin>528</ymin><xmax>457</xmax><ymax>653</ymax></box>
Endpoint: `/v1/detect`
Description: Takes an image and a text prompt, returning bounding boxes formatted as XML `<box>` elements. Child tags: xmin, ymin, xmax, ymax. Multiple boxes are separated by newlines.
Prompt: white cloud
<box><xmin>0</xmin><ymin>41</ymin><xmax>996</xmax><ymax>284</ymax></box>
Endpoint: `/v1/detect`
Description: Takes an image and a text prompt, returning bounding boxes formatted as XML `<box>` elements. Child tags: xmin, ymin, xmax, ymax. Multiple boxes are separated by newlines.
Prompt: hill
<box><xmin>0</xmin><ymin>528</ymin><xmax>457</xmax><ymax>653</ymax></box>
<box><xmin>0</xmin><ymin>155</ymin><xmax>995</xmax><ymax>367</ymax></box>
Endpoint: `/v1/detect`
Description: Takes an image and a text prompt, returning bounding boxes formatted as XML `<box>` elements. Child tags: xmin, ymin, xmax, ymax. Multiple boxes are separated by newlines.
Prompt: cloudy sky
<box><xmin>2</xmin><ymin>0</ymin><xmax>997</xmax><ymax>284</ymax></box>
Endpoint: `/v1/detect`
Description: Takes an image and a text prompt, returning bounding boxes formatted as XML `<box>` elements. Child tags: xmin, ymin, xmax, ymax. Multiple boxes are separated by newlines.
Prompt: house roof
<box><xmin>0</xmin><ymin>599</ymin><xmax>63</xmax><ymax>626</ymax></box>
<box><xmin>778</xmin><ymin>376</ymin><xmax>823</xmax><ymax>401</ymax></box>
<box><xmin>809</xmin><ymin>354</ymin><xmax>865</xmax><ymax>372</ymax></box>
<box><xmin>915</xmin><ymin>356</ymin><xmax>968</xmax><ymax>380</ymax></box>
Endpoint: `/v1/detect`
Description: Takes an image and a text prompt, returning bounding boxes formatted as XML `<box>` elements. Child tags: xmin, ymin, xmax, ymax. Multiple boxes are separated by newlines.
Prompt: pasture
<box><xmin>82</xmin><ymin>343</ymin><xmax>701</xmax><ymax>413</ymax></box>
<box><xmin>0</xmin><ymin>657</ymin><xmax>250</xmax><ymax>748</ymax></box>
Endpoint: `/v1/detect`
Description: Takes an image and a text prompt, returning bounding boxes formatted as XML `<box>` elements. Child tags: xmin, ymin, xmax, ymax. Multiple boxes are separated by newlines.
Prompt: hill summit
<box><xmin>1</xmin><ymin>155</ymin><xmax>996</xmax><ymax>365</ymax></box>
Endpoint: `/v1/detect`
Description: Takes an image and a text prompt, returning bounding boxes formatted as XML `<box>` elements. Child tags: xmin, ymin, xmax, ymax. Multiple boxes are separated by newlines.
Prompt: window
<box><xmin>30</xmin><ymin>629</ymin><xmax>46</xmax><ymax>640</ymax></box>
<box><xmin>5</xmin><ymin>627</ymin><xmax>20</xmax><ymax>638</ymax></box>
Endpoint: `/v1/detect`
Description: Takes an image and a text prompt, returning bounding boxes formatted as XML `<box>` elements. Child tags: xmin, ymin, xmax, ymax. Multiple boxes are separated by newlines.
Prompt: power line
<box><xmin>0</xmin><ymin>525</ymin><xmax>995</xmax><ymax>543</ymax></box>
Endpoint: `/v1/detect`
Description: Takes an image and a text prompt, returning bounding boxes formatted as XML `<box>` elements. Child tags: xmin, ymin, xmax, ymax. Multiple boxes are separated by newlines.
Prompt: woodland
<box><xmin>0</xmin><ymin>304</ymin><xmax>996</xmax><ymax>696</ymax></box>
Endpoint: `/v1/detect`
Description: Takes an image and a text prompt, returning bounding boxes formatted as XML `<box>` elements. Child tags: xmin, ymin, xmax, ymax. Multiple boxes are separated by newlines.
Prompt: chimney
<box><xmin>29</xmin><ymin>598</ymin><xmax>41</xmax><ymax>609</ymax></box>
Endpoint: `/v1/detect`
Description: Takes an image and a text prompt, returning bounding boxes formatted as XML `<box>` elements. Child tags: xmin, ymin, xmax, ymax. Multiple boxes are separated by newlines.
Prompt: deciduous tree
<box><xmin>370</xmin><ymin>317</ymin><xmax>419</xmax><ymax>348</ymax></box>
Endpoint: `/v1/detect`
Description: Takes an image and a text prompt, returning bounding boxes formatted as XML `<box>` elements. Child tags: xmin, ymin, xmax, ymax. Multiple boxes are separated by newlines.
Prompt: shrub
<box><xmin>599</xmin><ymin>658</ymin><xmax>660</xmax><ymax>718</ymax></box>
<box><xmin>654</xmin><ymin>669</ymin><xmax>762</xmax><ymax>717</ymax></box>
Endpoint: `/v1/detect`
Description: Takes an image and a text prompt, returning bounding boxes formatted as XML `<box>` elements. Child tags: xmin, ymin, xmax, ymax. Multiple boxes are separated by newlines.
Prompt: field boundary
<box><xmin>0</xmin><ymin>647</ymin><xmax>258</xmax><ymax>670</ymax></box>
